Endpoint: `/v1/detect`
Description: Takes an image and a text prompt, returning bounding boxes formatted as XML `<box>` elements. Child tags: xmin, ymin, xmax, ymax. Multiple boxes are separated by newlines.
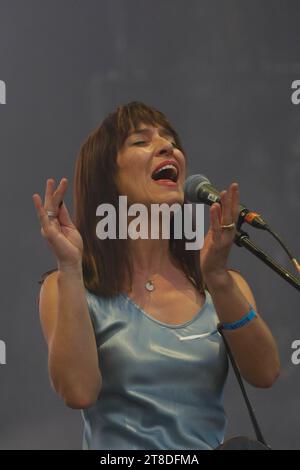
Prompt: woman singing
<box><xmin>32</xmin><ymin>101</ymin><xmax>280</xmax><ymax>450</ymax></box>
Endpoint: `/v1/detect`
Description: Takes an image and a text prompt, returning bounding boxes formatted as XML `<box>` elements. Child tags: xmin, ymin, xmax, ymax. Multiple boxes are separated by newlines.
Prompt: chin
<box><xmin>151</xmin><ymin>190</ymin><xmax>184</xmax><ymax>206</ymax></box>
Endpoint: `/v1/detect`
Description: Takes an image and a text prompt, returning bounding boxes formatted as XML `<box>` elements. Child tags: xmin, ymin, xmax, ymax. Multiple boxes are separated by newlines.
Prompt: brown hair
<box><xmin>70</xmin><ymin>101</ymin><xmax>205</xmax><ymax>297</ymax></box>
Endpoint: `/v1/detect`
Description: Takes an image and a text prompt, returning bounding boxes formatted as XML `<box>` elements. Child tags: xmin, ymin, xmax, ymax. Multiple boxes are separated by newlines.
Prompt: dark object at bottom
<box><xmin>216</xmin><ymin>436</ymin><xmax>271</xmax><ymax>450</ymax></box>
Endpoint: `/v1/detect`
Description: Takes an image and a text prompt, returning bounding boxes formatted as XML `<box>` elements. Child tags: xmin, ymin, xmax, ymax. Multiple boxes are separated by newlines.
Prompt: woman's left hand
<box><xmin>200</xmin><ymin>182</ymin><xmax>240</xmax><ymax>284</ymax></box>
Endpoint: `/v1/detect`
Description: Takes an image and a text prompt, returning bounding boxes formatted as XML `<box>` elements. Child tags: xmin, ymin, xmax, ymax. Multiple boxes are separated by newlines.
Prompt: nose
<box><xmin>156</xmin><ymin>138</ymin><xmax>174</xmax><ymax>157</ymax></box>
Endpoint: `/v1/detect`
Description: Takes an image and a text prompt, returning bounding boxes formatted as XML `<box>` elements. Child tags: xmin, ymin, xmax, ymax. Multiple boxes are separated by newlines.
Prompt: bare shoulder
<box><xmin>227</xmin><ymin>269</ymin><xmax>257</xmax><ymax>310</ymax></box>
<box><xmin>38</xmin><ymin>270</ymin><xmax>60</xmax><ymax>346</ymax></box>
<box><xmin>39</xmin><ymin>269</ymin><xmax>59</xmax><ymax>300</ymax></box>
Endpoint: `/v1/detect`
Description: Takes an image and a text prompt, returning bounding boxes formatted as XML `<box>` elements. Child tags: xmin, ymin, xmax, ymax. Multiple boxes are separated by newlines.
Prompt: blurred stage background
<box><xmin>0</xmin><ymin>0</ymin><xmax>299</xmax><ymax>449</ymax></box>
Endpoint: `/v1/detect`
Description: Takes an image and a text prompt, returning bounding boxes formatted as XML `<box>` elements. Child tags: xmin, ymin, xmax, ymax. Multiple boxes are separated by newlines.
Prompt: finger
<box><xmin>44</xmin><ymin>178</ymin><xmax>56</xmax><ymax>208</ymax></box>
<box><xmin>221</xmin><ymin>184</ymin><xmax>238</xmax><ymax>225</ymax></box>
<box><xmin>52</xmin><ymin>178</ymin><xmax>68</xmax><ymax>208</ymax></box>
<box><xmin>231</xmin><ymin>182</ymin><xmax>239</xmax><ymax>223</ymax></box>
<box><xmin>32</xmin><ymin>193</ymin><xmax>51</xmax><ymax>232</ymax></box>
<box><xmin>58</xmin><ymin>201</ymin><xmax>75</xmax><ymax>227</ymax></box>
<box><xmin>210</xmin><ymin>203</ymin><xmax>222</xmax><ymax>243</ymax></box>
<box><xmin>33</xmin><ymin>190</ymin><xmax>62</xmax><ymax>234</ymax></box>
<box><xmin>223</xmin><ymin>186</ymin><xmax>234</xmax><ymax>225</ymax></box>
<box><xmin>220</xmin><ymin>190</ymin><xmax>230</xmax><ymax>225</ymax></box>
<box><xmin>44</xmin><ymin>177</ymin><xmax>68</xmax><ymax>216</ymax></box>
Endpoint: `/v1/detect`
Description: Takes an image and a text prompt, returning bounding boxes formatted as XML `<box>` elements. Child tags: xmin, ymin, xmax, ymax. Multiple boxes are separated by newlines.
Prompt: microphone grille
<box><xmin>184</xmin><ymin>174</ymin><xmax>211</xmax><ymax>202</ymax></box>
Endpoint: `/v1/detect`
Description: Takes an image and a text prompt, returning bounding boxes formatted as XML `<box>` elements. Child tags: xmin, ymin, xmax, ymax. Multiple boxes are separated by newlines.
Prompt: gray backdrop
<box><xmin>0</xmin><ymin>0</ymin><xmax>299</xmax><ymax>449</ymax></box>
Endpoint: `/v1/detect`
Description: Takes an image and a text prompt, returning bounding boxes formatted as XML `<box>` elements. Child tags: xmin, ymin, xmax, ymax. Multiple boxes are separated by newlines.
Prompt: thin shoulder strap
<box><xmin>38</xmin><ymin>268</ymin><xmax>58</xmax><ymax>285</ymax></box>
<box><xmin>217</xmin><ymin>323</ymin><xmax>269</xmax><ymax>447</ymax></box>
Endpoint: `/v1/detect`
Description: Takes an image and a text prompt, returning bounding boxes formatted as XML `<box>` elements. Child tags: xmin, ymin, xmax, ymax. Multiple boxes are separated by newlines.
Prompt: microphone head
<box><xmin>184</xmin><ymin>174</ymin><xmax>211</xmax><ymax>202</ymax></box>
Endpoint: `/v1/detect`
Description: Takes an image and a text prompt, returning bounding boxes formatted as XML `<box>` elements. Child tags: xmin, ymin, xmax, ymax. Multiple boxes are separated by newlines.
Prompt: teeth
<box><xmin>154</xmin><ymin>164</ymin><xmax>178</xmax><ymax>176</ymax></box>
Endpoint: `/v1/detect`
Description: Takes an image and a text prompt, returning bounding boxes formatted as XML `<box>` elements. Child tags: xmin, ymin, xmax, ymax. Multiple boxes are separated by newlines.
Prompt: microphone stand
<box><xmin>233</xmin><ymin>223</ymin><xmax>300</xmax><ymax>292</ymax></box>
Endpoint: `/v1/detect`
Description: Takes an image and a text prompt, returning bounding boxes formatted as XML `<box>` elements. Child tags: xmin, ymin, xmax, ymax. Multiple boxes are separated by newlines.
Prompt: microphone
<box><xmin>184</xmin><ymin>174</ymin><xmax>268</xmax><ymax>230</ymax></box>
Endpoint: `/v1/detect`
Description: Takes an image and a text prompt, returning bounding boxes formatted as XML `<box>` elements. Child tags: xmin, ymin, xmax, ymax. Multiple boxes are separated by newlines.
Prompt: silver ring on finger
<box><xmin>220</xmin><ymin>222</ymin><xmax>235</xmax><ymax>230</ymax></box>
<box><xmin>46</xmin><ymin>210</ymin><xmax>58</xmax><ymax>218</ymax></box>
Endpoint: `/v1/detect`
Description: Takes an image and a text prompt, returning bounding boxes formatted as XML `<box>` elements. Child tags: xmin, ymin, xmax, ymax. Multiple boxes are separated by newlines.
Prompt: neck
<box><xmin>128</xmin><ymin>237</ymin><xmax>176</xmax><ymax>274</ymax></box>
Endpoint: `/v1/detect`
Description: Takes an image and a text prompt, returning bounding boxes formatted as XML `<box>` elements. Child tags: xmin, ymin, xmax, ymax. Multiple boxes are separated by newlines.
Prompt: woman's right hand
<box><xmin>32</xmin><ymin>178</ymin><xmax>84</xmax><ymax>272</ymax></box>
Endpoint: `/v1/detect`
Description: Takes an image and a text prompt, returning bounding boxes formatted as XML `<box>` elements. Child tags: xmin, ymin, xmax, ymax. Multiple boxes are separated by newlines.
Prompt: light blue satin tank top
<box><xmin>81</xmin><ymin>288</ymin><xmax>228</xmax><ymax>450</ymax></box>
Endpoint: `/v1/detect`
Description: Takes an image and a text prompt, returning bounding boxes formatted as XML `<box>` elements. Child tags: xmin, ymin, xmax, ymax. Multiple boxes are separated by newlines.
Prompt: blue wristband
<box><xmin>221</xmin><ymin>307</ymin><xmax>257</xmax><ymax>330</ymax></box>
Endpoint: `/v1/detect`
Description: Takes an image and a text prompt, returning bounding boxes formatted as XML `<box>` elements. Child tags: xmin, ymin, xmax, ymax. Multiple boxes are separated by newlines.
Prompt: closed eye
<box><xmin>133</xmin><ymin>141</ymin><xmax>178</xmax><ymax>148</ymax></box>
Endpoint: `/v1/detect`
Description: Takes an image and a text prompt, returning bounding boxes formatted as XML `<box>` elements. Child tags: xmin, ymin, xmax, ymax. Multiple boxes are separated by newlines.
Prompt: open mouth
<box><xmin>151</xmin><ymin>162</ymin><xmax>179</xmax><ymax>183</ymax></box>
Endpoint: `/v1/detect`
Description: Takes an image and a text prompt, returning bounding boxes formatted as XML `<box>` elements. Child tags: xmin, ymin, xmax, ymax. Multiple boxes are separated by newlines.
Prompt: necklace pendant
<box><xmin>145</xmin><ymin>280</ymin><xmax>155</xmax><ymax>292</ymax></box>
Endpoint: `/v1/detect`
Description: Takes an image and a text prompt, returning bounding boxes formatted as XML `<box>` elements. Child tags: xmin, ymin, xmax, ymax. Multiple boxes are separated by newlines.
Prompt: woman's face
<box><xmin>115</xmin><ymin>123</ymin><xmax>186</xmax><ymax>207</ymax></box>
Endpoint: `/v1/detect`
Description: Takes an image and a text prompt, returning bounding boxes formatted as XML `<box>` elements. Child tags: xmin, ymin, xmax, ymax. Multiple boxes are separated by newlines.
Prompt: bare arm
<box><xmin>200</xmin><ymin>182</ymin><xmax>280</xmax><ymax>388</ymax></box>
<box><xmin>33</xmin><ymin>178</ymin><xmax>101</xmax><ymax>409</ymax></box>
<box><xmin>39</xmin><ymin>268</ymin><xmax>101</xmax><ymax>409</ymax></box>
<box><xmin>206</xmin><ymin>269</ymin><xmax>280</xmax><ymax>388</ymax></box>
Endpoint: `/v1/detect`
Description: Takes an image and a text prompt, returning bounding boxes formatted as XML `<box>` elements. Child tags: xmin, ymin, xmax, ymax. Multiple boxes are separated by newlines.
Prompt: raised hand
<box><xmin>32</xmin><ymin>178</ymin><xmax>83</xmax><ymax>272</ymax></box>
<box><xmin>200</xmin><ymin>182</ymin><xmax>240</xmax><ymax>283</ymax></box>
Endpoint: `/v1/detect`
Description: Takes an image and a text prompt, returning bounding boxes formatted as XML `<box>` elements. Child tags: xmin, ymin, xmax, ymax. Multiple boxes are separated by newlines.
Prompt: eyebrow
<box><xmin>127</xmin><ymin>127</ymin><xmax>174</xmax><ymax>139</ymax></box>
